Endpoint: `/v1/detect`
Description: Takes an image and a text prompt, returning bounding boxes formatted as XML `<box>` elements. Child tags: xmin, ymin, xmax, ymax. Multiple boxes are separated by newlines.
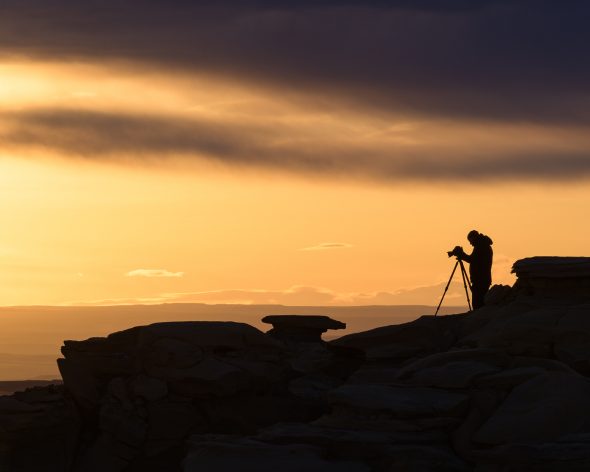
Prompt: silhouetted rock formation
<box><xmin>262</xmin><ymin>314</ymin><xmax>346</xmax><ymax>342</ymax></box>
<box><xmin>512</xmin><ymin>256</ymin><xmax>590</xmax><ymax>297</ymax></box>
<box><xmin>0</xmin><ymin>385</ymin><xmax>78</xmax><ymax>471</ymax></box>
<box><xmin>5</xmin><ymin>256</ymin><xmax>590</xmax><ymax>471</ymax></box>
<box><xmin>14</xmin><ymin>319</ymin><xmax>355</xmax><ymax>471</ymax></box>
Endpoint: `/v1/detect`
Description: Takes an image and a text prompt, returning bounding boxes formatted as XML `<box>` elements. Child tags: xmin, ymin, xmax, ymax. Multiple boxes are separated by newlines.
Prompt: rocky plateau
<box><xmin>2</xmin><ymin>256</ymin><xmax>590</xmax><ymax>471</ymax></box>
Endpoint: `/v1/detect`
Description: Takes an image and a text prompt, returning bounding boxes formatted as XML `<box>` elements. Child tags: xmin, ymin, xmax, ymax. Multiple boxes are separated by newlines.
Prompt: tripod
<box><xmin>435</xmin><ymin>258</ymin><xmax>472</xmax><ymax>316</ymax></box>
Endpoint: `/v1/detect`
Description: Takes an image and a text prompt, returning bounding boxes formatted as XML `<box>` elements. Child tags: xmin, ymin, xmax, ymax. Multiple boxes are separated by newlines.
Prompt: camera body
<box><xmin>447</xmin><ymin>245</ymin><xmax>463</xmax><ymax>258</ymax></box>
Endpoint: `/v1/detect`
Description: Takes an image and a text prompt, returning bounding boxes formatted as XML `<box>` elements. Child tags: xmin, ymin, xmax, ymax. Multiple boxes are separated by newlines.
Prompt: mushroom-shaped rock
<box><xmin>262</xmin><ymin>315</ymin><xmax>346</xmax><ymax>342</ymax></box>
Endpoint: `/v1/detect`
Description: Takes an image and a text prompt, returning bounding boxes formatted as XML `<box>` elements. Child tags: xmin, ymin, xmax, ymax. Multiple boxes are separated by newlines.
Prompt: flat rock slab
<box><xmin>400</xmin><ymin>361</ymin><xmax>500</xmax><ymax>389</ymax></box>
<box><xmin>398</xmin><ymin>349</ymin><xmax>512</xmax><ymax>376</ymax></box>
<box><xmin>328</xmin><ymin>384</ymin><xmax>469</xmax><ymax>418</ymax></box>
<box><xmin>314</xmin><ymin>411</ymin><xmax>462</xmax><ymax>433</ymax></box>
<box><xmin>138</xmin><ymin>322</ymin><xmax>282</xmax><ymax>350</ymax></box>
<box><xmin>475</xmin><ymin>371</ymin><xmax>590</xmax><ymax>444</ymax></box>
<box><xmin>263</xmin><ymin>315</ymin><xmax>346</xmax><ymax>342</ymax></box>
<box><xmin>347</xmin><ymin>366</ymin><xmax>401</xmax><ymax>385</ymax></box>
<box><xmin>474</xmin><ymin>367</ymin><xmax>547</xmax><ymax>389</ymax></box>
<box><xmin>64</xmin><ymin>322</ymin><xmax>282</xmax><ymax>355</ymax></box>
<box><xmin>459</xmin><ymin>307</ymin><xmax>562</xmax><ymax>356</ymax></box>
<box><xmin>184</xmin><ymin>437</ymin><xmax>369</xmax><ymax>472</ymax></box>
<box><xmin>474</xmin><ymin>440</ymin><xmax>590</xmax><ymax>470</ymax></box>
<box><xmin>262</xmin><ymin>315</ymin><xmax>345</xmax><ymax>330</ymax></box>
<box><xmin>258</xmin><ymin>422</ymin><xmax>446</xmax><ymax>446</ymax></box>
<box><xmin>330</xmin><ymin>314</ymin><xmax>464</xmax><ymax>360</ymax></box>
<box><xmin>395</xmin><ymin>349</ymin><xmax>510</xmax><ymax>389</ymax></box>
<box><xmin>382</xmin><ymin>445</ymin><xmax>471</xmax><ymax>472</ymax></box>
<box><xmin>513</xmin><ymin>257</ymin><xmax>590</xmax><ymax>278</ymax></box>
<box><xmin>0</xmin><ymin>397</ymin><xmax>44</xmax><ymax>413</ymax></box>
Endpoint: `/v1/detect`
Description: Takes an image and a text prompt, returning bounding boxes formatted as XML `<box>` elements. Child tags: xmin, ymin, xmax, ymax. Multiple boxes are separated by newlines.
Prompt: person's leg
<box><xmin>471</xmin><ymin>284</ymin><xmax>489</xmax><ymax>309</ymax></box>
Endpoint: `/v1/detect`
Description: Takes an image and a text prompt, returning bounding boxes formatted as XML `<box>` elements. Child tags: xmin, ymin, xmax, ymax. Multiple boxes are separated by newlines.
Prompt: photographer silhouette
<box><xmin>453</xmin><ymin>230</ymin><xmax>493</xmax><ymax>309</ymax></box>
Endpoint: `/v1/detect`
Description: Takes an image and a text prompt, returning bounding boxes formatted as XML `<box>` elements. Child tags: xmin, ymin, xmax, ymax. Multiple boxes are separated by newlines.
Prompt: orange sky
<box><xmin>1</xmin><ymin>59</ymin><xmax>589</xmax><ymax>306</ymax></box>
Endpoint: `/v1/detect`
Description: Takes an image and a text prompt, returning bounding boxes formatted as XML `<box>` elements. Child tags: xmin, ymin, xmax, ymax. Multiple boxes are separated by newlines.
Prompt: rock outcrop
<box><xmin>55</xmin><ymin>321</ymin><xmax>355</xmax><ymax>471</ymax></box>
<box><xmin>512</xmin><ymin>256</ymin><xmax>590</xmax><ymax>298</ymax></box>
<box><xmin>262</xmin><ymin>314</ymin><xmax>346</xmax><ymax>342</ymax></box>
<box><xmin>4</xmin><ymin>256</ymin><xmax>590</xmax><ymax>471</ymax></box>
<box><xmin>0</xmin><ymin>385</ymin><xmax>79</xmax><ymax>471</ymax></box>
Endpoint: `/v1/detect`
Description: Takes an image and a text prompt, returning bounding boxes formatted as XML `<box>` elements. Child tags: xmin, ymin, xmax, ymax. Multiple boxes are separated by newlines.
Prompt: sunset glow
<box><xmin>2</xmin><ymin>147</ymin><xmax>590</xmax><ymax>307</ymax></box>
<box><xmin>1</xmin><ymin>1</ymin><xmax>590</xmax><ymax>309</ymax></box>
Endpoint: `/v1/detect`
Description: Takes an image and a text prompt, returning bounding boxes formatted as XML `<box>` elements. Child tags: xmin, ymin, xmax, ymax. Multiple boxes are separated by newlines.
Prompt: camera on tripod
<box><xmin>447</xmin><ymin>246</ymin><xmax>463</xmax><ymax>258</ymax></box>
<box><xmin>435</xmin><ymin>246</ymin><xmax>472</xmax><ymax>315</ymax></box>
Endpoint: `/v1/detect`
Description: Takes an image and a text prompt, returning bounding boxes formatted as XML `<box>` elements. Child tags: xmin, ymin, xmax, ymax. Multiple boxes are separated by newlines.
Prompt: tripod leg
<box><xmin>459</xmin><ymin>260</ymin><xmax>472</xmax><ymax>311</ymax></box>
<box><xmin>435</xmin><ymin>260</ymin><xmax>459</xmax><ymax>316</ymax></box>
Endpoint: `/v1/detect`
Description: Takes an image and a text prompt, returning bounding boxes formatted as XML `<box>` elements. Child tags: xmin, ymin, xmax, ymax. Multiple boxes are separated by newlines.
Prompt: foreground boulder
<box><xmin>59</xmin><ymin>322</ymin><xmax>285</xmax><ymax>408</ymax></box>
<box><xmin>331</xmin><ymin>314</ymin><xmax>466</xmax><ymax>361</ymax></box>
<box><xmin>57</xmin><ymin>321</ymin><xmax>324</xmax><ymax>471</ymax></box>
<box><xmin>184</xmin><ymin>436</ymin><xmax>369</xmax><ymax>472</ymax></box>
<box><xmin>328</xmin><ymin>384</ymin><xmax>469</xmax><ymax>419</ymax></box>
<box><xmin>475</xmin><ymin>371</ymin><xmax>590</xmax><ymax>444</ymax></box>
<box><xmin>49</xmin><ymin>319</ymin><xmax>363</xmax><ymax>471</ymax></box>
<box><xmin>0</xmin><ymin>385</ymin><xmax>79</xmax><ymax>471</ymax></box>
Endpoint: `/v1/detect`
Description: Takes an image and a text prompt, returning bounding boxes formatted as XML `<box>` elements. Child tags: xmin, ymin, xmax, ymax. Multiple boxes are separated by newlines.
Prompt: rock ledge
<box><xmin>262</xmin><ymin>315</ymin><xmax>346</xmax><ymax>342</ymax></box>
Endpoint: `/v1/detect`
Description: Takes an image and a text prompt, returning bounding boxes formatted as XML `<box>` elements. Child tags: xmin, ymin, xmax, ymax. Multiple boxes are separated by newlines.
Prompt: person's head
<box><xmin>467</xmin><ymin>230</ymin><xmax>479</xmax><ymax>246</ymax></box>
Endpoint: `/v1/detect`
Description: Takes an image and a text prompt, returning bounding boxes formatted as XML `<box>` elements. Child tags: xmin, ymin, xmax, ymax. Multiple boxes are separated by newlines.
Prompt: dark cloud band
<box><xmin>1</xmin><ymin>1</ymin><xmax>589</xmax><ymax>125</ymax></box>
<box><xmin>3</xmin><ymin>108</ymin><xmax>590</xmax><ymax>181</ymax></box>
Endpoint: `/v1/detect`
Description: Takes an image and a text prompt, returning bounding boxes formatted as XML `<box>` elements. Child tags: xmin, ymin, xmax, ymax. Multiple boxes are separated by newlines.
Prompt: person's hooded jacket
<box><xmin>458</xmin><ymin>233</ymin><xmax>493</xmax><ymax>287</ymax></box>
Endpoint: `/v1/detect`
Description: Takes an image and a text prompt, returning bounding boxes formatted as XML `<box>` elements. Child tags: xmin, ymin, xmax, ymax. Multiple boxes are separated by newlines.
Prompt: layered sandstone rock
<box><xmin>49</xmin><ymin>319</ymin><xmax>358</xmax><ymax>471</ymax></box>
<box><xmin>512</xmin><ymin>256</ymin><xmax>590</xmax><ymax>297</ymax></box>
<box><xmin>6</xmin><ymin>257</ymin><xmax>590</xmax><ymax>471</ymax></box>
<box><xmin>0</xmin><ymin>385</ymin><xmax>79</xmax><ymax>471</ymax></box>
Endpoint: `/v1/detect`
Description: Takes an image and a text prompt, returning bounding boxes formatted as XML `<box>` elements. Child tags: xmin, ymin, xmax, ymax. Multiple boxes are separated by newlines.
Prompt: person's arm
<box><xmin>455</xmin><ymin>247</ymin><xmax>472</xmax><ymax>263</ymax></box>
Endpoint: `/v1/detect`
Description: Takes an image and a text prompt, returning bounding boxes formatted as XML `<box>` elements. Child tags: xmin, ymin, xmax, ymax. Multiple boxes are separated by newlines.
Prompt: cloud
<box><xmin>0</xmin><ymin>1</ymin><xmax>589</xmax><ymax>125</ymax></box>
<box><xmin>299</xmin><ymin>242</ymin><xmax>353</xmax><ymax>251</ymax></box>
<box><xmin>361</xmin><ymin>282</ymin><xmax>469</xmax><ymax>306</ymax></box>
<box><xmin>108</xmin><ymin>283</ymin><xmax>470</xmax><ymax>306</ymax></box>
<box><xmin>2</xmin><ymin>1</ymin><xmax>590</xmax><ymax>181</ymax></box>
<box><xmin>125</xmin><ymin>269</ymin><xmax>184</xmax><ymax>278</ymax></box>
<box><xmin>3</xmin><ymin>108</ymin><xmax>590</xmax><ymax>181</ymax></box>
<box><xmin>0</xmin><ymin>109</ymin><xmax>268</xmax><ymax>159</ymax></box>
<box><xmin>58</xmin><ymin>280</ymin><xmax>482</xmax><ymax>306</ymax></box>
<box><xmin>60</xmin><ymin>296</ymin><xmax>172</xmax><ymax>306</ymax></box>
<box><xmin>155</xmin><ymin>286</ymin><xmax>338</xmax><ymax>306</ymax></box>
<box><xmin>60</xmin><ymin>297</ymin><xmax>168</xmax><ymax>306</ymax></box>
